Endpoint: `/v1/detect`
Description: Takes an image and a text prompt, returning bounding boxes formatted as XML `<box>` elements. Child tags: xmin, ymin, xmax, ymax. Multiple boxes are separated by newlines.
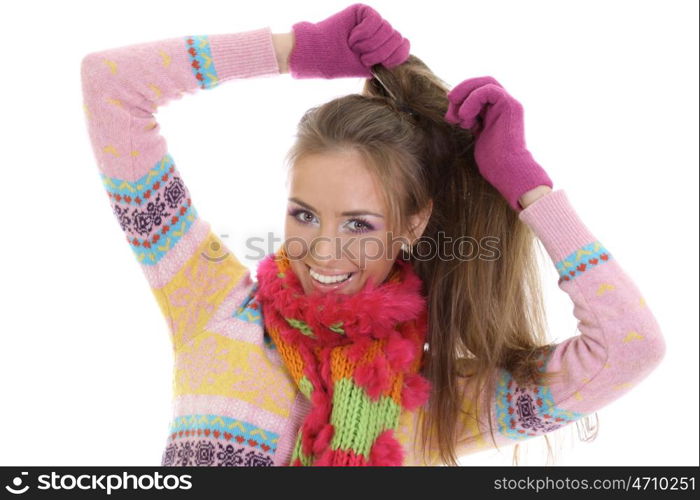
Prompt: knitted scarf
<box><xmin>254</xmin><ymin>246</ymin><xmax>432</xmax><ymax>466</ymax></box>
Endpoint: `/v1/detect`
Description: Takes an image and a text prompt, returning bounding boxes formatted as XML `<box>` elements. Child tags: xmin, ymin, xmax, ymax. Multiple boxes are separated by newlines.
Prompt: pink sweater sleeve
<box><xmin>80</xmin><ymin>28</ymin><xmax>280</xmax><ymax>351</ymax></box>
<box><xmin>399</xmin><ymin>189</ymin><xmax>667</xmax><ymax>464</ymax></box>
<box><xmin>481</xmin><ymin>189</ymin><xmax>666</xmax><ymax>449</ymax></box>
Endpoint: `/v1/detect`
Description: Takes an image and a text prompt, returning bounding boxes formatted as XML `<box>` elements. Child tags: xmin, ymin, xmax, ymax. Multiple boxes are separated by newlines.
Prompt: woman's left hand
<box><xmin>444</xmin><ymin>76</ymin><xmax>553</xmax><ymax>211</ymax></box>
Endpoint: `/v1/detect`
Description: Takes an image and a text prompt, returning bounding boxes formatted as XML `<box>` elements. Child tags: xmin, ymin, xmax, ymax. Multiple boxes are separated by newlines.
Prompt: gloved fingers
<box><xmin>382</xmin><ymin>37</ymin><xmax>410</xmax><ymax>68</ymax></box>
<box><xmin>446</xmin><ymin>83</ymin><xmax>506</xmax><ymax>130</ymax></box>
<box><xmin>349</xmin><ymin>6</ymin><xmax>409</xmax><ymax>68</ymax></box>
<box><xmin>348</xmin><ymin>4</ymin><xmax>384</xmax><ymax>46</ymax></box>
<box><xmin>350</xmin><ymin>17</ymin><xmax>394</xmax><ymax>51</ymax></box>
<box><xmin>445</xmin><ymin>77</ymin><xmax>504</xmax><ymax>128</ymax></box>
<box><xmin>360</xmin><ymin>33</ymin><xmax>410</xmax><ymax>68</ymax></box>
<box><xmin>447</xmin><ymin>76</ymin><xmax>504</xmax><ymax>105</ymax></box>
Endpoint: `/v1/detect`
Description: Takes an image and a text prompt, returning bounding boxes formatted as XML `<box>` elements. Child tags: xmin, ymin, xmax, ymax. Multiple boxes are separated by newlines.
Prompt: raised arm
<box><xmin>395</xmin><ymin>76</ymin><xmax>668</xmax><ymax>465</ymax></box>
<box><xmin>80</xmin><ymin>28</ymin><xmax>289</xmax><ymax>351</ymax></box>
<box><xmin>397</xmin><ymin>189</ymin><xmax>667</xmax><ymax>464</ymax></box>
<box><xmin>492</xmin><ymin>189</ymin><xmax>664</xmax><ymax>440</ymax></box>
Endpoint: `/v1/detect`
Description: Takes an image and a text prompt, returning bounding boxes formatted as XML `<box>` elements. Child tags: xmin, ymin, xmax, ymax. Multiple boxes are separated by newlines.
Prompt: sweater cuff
<box><xmin>208</xmin><ymin>27</ymin><xmax>280</xmax><ymax>81</ymax></box>
<box><xmin>518</xmin><ymin>189</ymin><xmax>598</xmax><ymax>264</ymax></box>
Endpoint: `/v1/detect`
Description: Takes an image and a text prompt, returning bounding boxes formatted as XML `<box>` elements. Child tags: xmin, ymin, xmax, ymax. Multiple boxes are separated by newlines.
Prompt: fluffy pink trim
<box><xmin>353</xmin><ymin>355</ymin><xmax>391</xmax><ymax>400</ymax></box>
<box><xmin>385</xmin><ymin>330</ymin><xmax>417</xmax><ymax>371</ymax></box>
<box><xmin>401</xmin><ymin>373</ymin><xmax>432</xmax><ymax>411</ymax></box>
<box><xmin>255</xmin><ymin>249</ymin><xmax>432</xmax><ymax>465</ymax></box>
<box><xmin>369</xmin><ymin>429</ymin><xmax>405</xmax><ymax>466</ymax></box>
<box><xmin>255</xmin><ymin>252</ymin><xmax>426</xmax><ymax>346</ymax></box>
<box><xmin>312</xmin><ymin>423</ymin><xmax>335</xmax><ymax>456</ymax></box>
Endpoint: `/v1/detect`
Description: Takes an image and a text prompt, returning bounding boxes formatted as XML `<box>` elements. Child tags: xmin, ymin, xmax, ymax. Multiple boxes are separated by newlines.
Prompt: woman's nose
<box><xmin>310</xmin><ymin>230</ymin><xmax>338</xmax><ymax>262</ymax></box>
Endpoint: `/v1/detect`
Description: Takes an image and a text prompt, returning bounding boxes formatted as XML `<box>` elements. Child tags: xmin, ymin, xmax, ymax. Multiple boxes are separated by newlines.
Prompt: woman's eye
<box><xmin>349</xmin><ymin>220</ymin><xmax>365</xmax><ymax>232</ymax></box>
<box><xmin>288</xmin><ymin>209</ymin><xmax>315</xmax><ymax>224</ymax></box>
<box><xmin>287</xmin><ymin>209</ymin><xmax>374</xmax><ymax>233</ymax></box>
<box><xmin>348</xmin><ymin>218</ymin><xmax>374</xmax><ymax>233</ymax></box>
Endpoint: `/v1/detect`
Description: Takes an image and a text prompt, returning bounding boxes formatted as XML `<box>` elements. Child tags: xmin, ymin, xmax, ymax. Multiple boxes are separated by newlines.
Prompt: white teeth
<box><xmin>309</xmin><ymin>269</ymin><xmax>351</xmax><ymax>284</ymax></box>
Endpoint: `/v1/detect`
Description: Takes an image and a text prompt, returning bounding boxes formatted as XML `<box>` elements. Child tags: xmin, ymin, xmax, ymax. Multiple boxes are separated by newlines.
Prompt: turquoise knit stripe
<box><xmin>184</xmin><ymin>35</ymin><xmax>221</xmax><ymax>89</ymax></box>
<box><xmin>555</xmin><ymin>240</ymin><xmax>612</xmax><ymax>283</ymax></box>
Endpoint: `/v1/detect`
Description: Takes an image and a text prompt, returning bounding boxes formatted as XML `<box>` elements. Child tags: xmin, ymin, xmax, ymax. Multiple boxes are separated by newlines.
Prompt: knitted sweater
<box><xmin>79</xmin><ymin>26</ymin><xmax>667</xmax><ymax>466</ymax></box>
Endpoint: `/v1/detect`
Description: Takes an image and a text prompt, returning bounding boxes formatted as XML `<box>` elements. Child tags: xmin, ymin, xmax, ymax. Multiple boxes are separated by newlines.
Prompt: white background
<box><xmin>0</xmin><ymin>0</ymin><xmax>697</xmax><ymax>467</ymax></box>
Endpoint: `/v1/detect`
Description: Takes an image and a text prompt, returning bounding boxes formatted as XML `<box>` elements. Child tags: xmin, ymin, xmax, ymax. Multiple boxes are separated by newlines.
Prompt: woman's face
<box><xmin>284</xmin><ymin>149</ymin><xmax>424</xmax><ymax>296</ymax></box>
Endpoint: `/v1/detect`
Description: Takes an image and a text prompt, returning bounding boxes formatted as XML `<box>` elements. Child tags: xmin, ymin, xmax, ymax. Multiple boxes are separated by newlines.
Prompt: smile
<box><xmin>306</xmin><ymin>264</ymin><xmax>356</xmax><ymax>291</ymax></box>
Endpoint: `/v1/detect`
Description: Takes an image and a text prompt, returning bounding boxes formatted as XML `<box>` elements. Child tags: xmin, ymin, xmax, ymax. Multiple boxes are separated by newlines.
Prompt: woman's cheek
<box><xmin>284</xmin><ymin>232</ymin><xmax>310</xmax><ymax>260</ymax></box>
<box><xmin>354</xmin><ymin>236</ymin><xmax>385</xmax><ymax>268</ymax></box>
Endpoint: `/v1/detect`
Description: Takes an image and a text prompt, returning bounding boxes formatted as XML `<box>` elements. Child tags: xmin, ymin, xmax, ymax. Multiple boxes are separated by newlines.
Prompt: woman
<box><xmin>80</xmin><ymin>3</ymin><xmax>666</xmax><ymax>466</ymax></box>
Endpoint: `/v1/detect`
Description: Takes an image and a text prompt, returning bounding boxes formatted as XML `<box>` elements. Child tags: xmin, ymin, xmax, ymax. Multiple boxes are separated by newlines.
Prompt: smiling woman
<box><xmin>79</xmin><ymin>3</ymin><xmax>666</xmax><ymax>467</ymax></box>
<box><xmin>283</xmin><ymin>148</ymin><xmax>431</xmax><ymax>296</ymax></box>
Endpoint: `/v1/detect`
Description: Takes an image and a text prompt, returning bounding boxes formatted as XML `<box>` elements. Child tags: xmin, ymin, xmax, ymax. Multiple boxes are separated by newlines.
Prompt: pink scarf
<box><xmin>255</xmin><ymin>246</ymin><xmax>431</xmax><ymax>465</ymax></box>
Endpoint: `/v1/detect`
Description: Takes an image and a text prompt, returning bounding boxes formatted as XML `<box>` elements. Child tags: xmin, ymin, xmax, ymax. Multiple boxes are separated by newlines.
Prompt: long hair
<box><xmin>284</xmin><ymin>54</ymin><xmax>599</xmax><ymax>466</ymax></box>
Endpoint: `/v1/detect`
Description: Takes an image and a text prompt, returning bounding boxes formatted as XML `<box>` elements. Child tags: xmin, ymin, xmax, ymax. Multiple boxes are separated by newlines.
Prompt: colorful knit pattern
<box><xmin>161</xmin><ymin>415</ymin><xmax>279</xmax><ymax>467</ymax></box>
<box><xmin>80</xmin><ymin>26</ymin><xmax>666</xmax><ymax>465</ymax></box>
<box><xmin>161</xmin><ymin>414</ymin><xmax>279</xmax><ymax>466</ymax></box>
<box><xmin>555</xmin><ymin>240</ymin><xmax>612</xmax><ymax>284</ymax></box>
<box><xmin>255</xmin><ymin>246</ymin><xmax>432</xmax><ymax>466</ymax></box>
<box><xmin>185</xmin><ymin>35</ymin><xmax>221</xmax><ymax>89</ymax></box>
<box><xmin>101</xmin><ymin>153</ymin><xmax>197</xmax><ymax>266</ymax></box>
<box><xmin>494</xmin><ymin>345</ymin><xmax>586</xmax><ymax>440</ymax></box>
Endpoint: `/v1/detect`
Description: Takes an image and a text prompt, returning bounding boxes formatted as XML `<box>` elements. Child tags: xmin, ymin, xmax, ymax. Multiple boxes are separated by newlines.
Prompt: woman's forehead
<box><xmin>288</xmin><ymin>152</ymin><xmax>387</xmax><ymax>214</ymax></box>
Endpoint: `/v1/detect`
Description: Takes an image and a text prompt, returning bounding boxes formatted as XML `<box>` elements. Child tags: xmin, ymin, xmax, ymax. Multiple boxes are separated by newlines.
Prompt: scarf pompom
<box><xmin>401</xmin><ymin>373</ymin><xmax>432</xmax><ymax>411</ymax></box>
<box><xmin>369</xmin><ymin>429</ymin><xmax>405</xmax><ymax>466</ymax></box>
<box><xmin>385</xmin><ymin>330</ymin><xmax>418</xmax><ymax>372</ymax></box>
<box><xmin>312</xmin><ymin>423</ymin><xmax>335</xmax><ymax>456</ymax></box>
<box><xmin>353</xmin><ymin>355</ymin><xmax>391</xmax><ymax>400</ymax></box>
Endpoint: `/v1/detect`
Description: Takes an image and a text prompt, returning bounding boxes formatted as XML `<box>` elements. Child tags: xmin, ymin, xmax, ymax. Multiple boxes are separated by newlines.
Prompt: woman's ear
<box><xmin>408</xmin><ymin>199</ymin><xmax>433</xmax><ymax>241</ymax></box>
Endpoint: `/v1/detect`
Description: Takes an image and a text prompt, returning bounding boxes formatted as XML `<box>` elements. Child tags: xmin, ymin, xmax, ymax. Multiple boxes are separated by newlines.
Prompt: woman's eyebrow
<box><xmin>288</xmin><ymin>197</ymin><xmax>384</xmax><ymax>218</ymax></box>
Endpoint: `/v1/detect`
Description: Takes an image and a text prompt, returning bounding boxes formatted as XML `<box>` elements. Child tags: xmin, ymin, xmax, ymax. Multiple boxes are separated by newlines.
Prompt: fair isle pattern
<box><xmin>185</xmin><ymin>36</ymin><xmax>220</xmax><ymax>90</ymax></box>
<box><xmin>162</xmin><ymin>439</ymin><xmax>273</xmax><ymax>466</ymax></box>
<box><xmin>495</xmin><ymin>346</ymin><xmax>585</xmax><ymax>440</ymax></box>
<box><xmin>166</xmin><ymin>414</ymin><xmax>279</xmax><ymax>454</ymax></box>
<box><xmin>555</xmin><ymin>240</ymin><xmax>612</xmax><ymax>284</ymax></box>
<box><xmin>102</xmin><ymin>153</ymin><xmax>197</xmax><ymax>265</ymax></box>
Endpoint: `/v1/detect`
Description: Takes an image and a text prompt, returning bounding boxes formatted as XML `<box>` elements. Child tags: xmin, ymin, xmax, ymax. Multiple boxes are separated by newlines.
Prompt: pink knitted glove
<box><xmin>289</xmin><ymin>3</ymin><xmax>410</xmax><ymax>79</ymax></box>
<box><xmin>444</xmin><ymin>76</ymin><xmax>553</xmax><ymax>211</ymax></box>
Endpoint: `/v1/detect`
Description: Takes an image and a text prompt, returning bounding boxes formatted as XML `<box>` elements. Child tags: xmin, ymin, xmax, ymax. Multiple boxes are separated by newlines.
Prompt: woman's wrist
<box><xmin>272</xmin><ymin>32</ymin><xmax>294</xmax><ymax>74</ymax></box>
<box><xmin>519</xmin><ymin>185</ymin><xmax>552</xmax><ymax>209</ymax></box>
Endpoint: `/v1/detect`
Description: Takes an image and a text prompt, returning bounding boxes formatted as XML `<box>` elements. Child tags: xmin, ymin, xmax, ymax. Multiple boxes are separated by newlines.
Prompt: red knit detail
<box><xmin>315</xmin><ymin>448</ymin><xmax>368</xmax><ymax>466</ymax></box>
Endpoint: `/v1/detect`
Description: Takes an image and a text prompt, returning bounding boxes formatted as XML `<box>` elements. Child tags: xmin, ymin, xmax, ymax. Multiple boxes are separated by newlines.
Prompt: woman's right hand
<box><xmin>289</xmin><ymin>3</ymin><xmax>410</xmax><ymax>79</ymax></box>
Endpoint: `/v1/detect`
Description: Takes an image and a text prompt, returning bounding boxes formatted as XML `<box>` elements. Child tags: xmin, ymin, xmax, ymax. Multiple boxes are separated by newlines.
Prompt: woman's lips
<box><xmin>306</xmin><ymin>263</ymin><xmax>356</xmax><ymax>292</ymax></box>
